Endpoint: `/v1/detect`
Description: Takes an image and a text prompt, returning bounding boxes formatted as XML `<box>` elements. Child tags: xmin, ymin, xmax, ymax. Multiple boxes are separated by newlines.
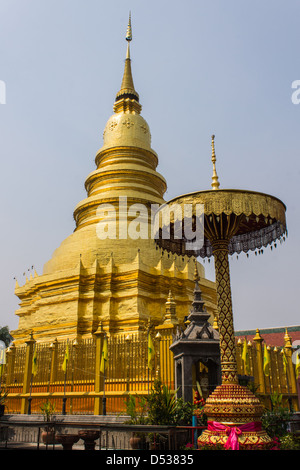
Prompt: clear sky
<box><xmin>0</xmin><ymin>0</ymin><xmax>299</xmax><ymax>334</ymax></box>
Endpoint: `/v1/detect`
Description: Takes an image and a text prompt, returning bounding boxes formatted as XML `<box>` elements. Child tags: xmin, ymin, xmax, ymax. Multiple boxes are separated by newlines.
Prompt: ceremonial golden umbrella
<box><xmin>155</xmin><ymin>136</ymin><xmax>287</xmax><ymax>449</ymax></box>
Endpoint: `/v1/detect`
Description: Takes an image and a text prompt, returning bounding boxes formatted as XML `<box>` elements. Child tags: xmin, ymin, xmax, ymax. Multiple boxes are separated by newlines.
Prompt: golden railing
<box><xmin>0</xmin><ymin>327</ymin><xmax>175</xmax><ymax>415</ymax></box>
<box><xmin>235</xmin><ymin>329</ymin><xmax>299</xmax><ymax>410</ymax></box>
<box><xmin>0</xmin><ymin>327</ymin><xmax>298</xmax><ymax>415</ymax></box>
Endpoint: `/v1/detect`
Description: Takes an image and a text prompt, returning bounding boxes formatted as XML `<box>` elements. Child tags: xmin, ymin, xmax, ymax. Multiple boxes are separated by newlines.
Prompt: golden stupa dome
<box><xmin>101</xmin><ymin>111</ymin><xmax>152</xmax><ymax>153</ymax></box>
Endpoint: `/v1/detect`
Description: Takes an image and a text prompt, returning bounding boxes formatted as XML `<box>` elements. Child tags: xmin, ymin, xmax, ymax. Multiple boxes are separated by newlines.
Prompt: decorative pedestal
<box><xmin>55</xmin><ymin>434</ymin><xmax>80</xmax><ymax>450</ymax></box>
<box><xmin>197</xmin><ymin>384</ymin><xmax>273</xmax><ymax>450</ymax></box>
<box><xmin>78</xmin><ymin>430</ymin><xmax>100</xmax><ymax>450</ymax></box>
<box><xmin>197</xmin><ymin>241</ymin><xmax>273</xmax><ymax>450</ymax></box>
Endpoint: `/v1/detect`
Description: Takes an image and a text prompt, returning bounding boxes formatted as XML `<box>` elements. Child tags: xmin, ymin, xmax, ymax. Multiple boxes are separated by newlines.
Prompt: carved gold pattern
<box><xmin>203</xmin><ymin>384</ymin><xmax>264</xmax><ymax>422</ymax></box>
<box><xmin>170</xmin><ymin>189</ymin><xmax>286</xmax><ymax>221</ymax></box>
<box><xmin>109</xmin><ymin>121</ymin><xmax>118</xmax><ymax>131</ymax></box>
<box><xmin>156</xmin><ymin>189</ymin><xmax>287</xmax><ymax>258</ymax></box>
<box><xmin>212</xmin><ymin>240</ymin><xmax>238</xmax><ymax>384</ymax></box>
<box><xmin>198</xmin><ymin>382</ymin><xmax>273</xmax><ymax>449</ymax></box>
<box><xmin>122</xmin><ymin>118</ymin><xmax>134</xmax><ymax>129</ymax></box>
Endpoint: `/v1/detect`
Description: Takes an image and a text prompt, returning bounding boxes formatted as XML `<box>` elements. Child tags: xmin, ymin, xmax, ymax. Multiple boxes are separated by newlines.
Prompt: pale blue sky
<box><xmin>0</xmin><ymin>0</ymin><xmax>299</xmax><ymax>333</ymax></box>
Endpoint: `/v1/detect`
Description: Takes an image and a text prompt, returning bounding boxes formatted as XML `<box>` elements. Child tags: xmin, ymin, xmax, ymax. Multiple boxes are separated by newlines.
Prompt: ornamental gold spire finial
<box><xmin>126</xmin><ymin>12</ymin><xmax>132</xmax><ymax>58</ymax></box>
<box><xmin>211</xmin><ymin>134</ymin><xmax>220</xmax><ymax>190</ymax></box>
<box><xmin>114</xmin><ymin>12</ymin><xmax>140</xmax><ymax>108</ymax></box>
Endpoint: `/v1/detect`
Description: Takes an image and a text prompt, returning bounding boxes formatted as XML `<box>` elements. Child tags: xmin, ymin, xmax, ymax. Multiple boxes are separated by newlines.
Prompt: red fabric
<box><xmin>207</xmin><ymin>421</ymin><xmax>262</xmax><ymax>450</ymax></box>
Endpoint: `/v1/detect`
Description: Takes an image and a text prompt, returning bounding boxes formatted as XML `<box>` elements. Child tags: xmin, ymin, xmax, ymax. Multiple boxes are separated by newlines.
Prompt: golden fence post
<box><xmin>273</xmin><ymin>347</ymin><xmax>281</xmax><ymax>393</ymax></box>
<box><xmin>49</xmin><ymin>338</ymin><xmax>58</xmax><ymax>384</ymax></box>
<box><xmin>248</xmin><ymin>341</ymin><xmax>253</xmax><ymax>376</ymax></box>
<box><xmin>70</xmin><ymin>339</ymin><xmax>78</xmax><ymax>415</ymax></box>
<box><xmin>94</xmin><ymin>324</ymin><xmax>104</xmax><ymax>415</ymax></box>
<box><xmin>20</xmin><ymin>332</ymin><xmax>35</xmax><ymax>414</ymax></box>
<box><xmin>6</xmin><ymin>343</ymin><xmax>16</xmax><ymax>386</ymax></box>
<box><xmin>154</xmin><ymin>292</ymin><xmax>178</xmax><ymax>390</ymax></box>
<box><xmin>252</xmin><ymin>329</ymin><xmax>265</xmax><ymax>395</ymax></box>
<box><xmin>267</xmin><ymin>346</ymin><xmax>274</xmax><ymax>395</ymax></box>
<box><xmin>155</xmin><ymin>325</ymin><xmax>176</xmax><ymax>389</ymax></box>
<box><xmin>284</xmin><ymin>330</ymin><xmax>297</xmax><ymax>394</ymax></box>
<box><xmin>235</xmin><ymin>339</ymin><xmax>243</xmax><ymax>374</ymax></box>
<box><xmin>125</xmin><ymin>335</ymin><xmax>131</xmax><ymax>393</ymax></box>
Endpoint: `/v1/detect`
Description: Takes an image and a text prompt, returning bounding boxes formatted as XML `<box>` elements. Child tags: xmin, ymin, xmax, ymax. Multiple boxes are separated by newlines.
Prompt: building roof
<box><xmin>235</xmin><ymin>326</ymin><xmax>300</xmax><ymax>347</ymax></box>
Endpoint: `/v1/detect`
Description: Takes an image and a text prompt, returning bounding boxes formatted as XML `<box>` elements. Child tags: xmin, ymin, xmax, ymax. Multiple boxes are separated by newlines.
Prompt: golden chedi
<box><xmin>12</xmin><ymin>18</ymin><xmax>216</xmax><ymax>344</ymax></box>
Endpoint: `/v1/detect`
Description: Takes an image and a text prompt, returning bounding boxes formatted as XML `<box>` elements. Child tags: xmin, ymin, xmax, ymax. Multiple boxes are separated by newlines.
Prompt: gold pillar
<box><xmin>125</xmin><ymin>335</ymin><xmax>131</xmax><ymax>392</ymax></box>
<box><xmin>198</xmin><ymin>240</ymin><xmax>272</xmax><ymax>449</ymax></box>
<box><xmin>212</xmin><ymin>240</ymin><xmax>238</xmax><ymax>384</ymax></box>
<box><xmin>70</xmin><ymin>339</ymin><xmax>78</xmax><ymax>415</ymax></box>
<box><xmin>49</xmin><ymin>338</ymin><xmax>58</xmax><ymax>384</ymax></box>
<box><xmin>284</xmin><ymin>330</ymin><xmax>297</xmax><ymax>394</ymax></box>
<box><xmin>93</xmin><ymin>325</ymin><xmax>105</xmax><ymax>415</ymax></box>
<box><xmin>20</xmin><ymin>332</ymin><xmax>35</xmax><ymax>414</ymax></box>
<box><xmin>6</xmin><ymin>343</ymin><xmax>16</xmax><ymax>386</ymax></box>
<box><xmin>155</xmin><ymin>325</ymin><xmax>176</xmax><ymax>389</ymax></box>
<box><xmin>253</xmin><ymin>329</ymin><xmax>265</xmax><ymax>394</ymax></box>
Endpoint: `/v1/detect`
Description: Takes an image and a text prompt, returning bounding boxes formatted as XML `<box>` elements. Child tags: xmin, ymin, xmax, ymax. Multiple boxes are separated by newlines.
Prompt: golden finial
<box><xmin>213</xmin><ymin>312</ymin><xmax>219</xmax><ymax>330</ymax></box>
<box><xmin>284</xmin><ymin>328</ymin><xmax>292</xmax><ymax>348</ymax></box>
<box><xmin>253</xmin><ymin>328</ymin><xmax>262</xmax><ymax>342</ymax></box>
<box><xmin>211</xmin><ymin>134</ymin><xmax>220</xmax><ymax>190</ymax></box>
<box><xmin>167</xmin><ymin>290</ymin><xmax>174</xmax><ymax>303</ymax></box>
<box><xmin>126</xmin><ymin>12</ymin><xmax>132</xmax><ymax>41</ymax></box>
<box><xmin>164</xmin><ymin>290</ymin><xmax>178</xmax><ymax>325</ymax></box>
<box><xmin>126</xmin><ymin>12</ymin><xmax>132</xmax><ymax>59</ymax></box>
<box><xmin>194</xmin><ymin>260</ymin><xmax>200</xmax><ymax>282</ymax></box>
<box><xmin>114</xmin><ymin>12</ymin><xmax>140</xmax><ymax>106</ymax></box>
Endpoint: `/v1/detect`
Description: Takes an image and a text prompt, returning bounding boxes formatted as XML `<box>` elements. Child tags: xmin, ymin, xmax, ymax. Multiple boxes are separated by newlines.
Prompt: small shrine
<box><xmin>170</xmin><ymin>266</ymin><xmax>221</xmax><ymax>403</ymax></box>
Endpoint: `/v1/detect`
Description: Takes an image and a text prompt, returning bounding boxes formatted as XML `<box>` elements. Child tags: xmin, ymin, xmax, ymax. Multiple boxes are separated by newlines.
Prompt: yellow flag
<box><xmin>282</xmin><ymin>349</ymin><xmax>288</xmax><ymax>374</ymax></box>
<box><xmin>100</xmin><ymin>337</ymin><xmax>108</xmax><ymax>374</ymax></box>
<box><xmin>148</xmin><ymin>334</ymin><xmax>155</xmax><ymax>370</ymax></box>
<box><xmin>295</xmin><ymin>350</ymin><xmax>300</xmax><ymax>379</ymax></box>
<box><xmin>0</xmin><ymin>347</ymin><xmax>6</xmax><ymax>366</ymax></box>
<box><xmin>263</xmin><ymin>344</ymin><xmax>271</xmax><ymax>377</ymax></box>
<box><xmin>62</xmin><ymin>343</ymin><xmax>69</xmax><ymax>373</ymax></box>
<box><xmin>32</xmin><ymin>347</ymin><xmax>38</xmax><ymax>376</ymax></box>
<box><xmin>242</xmin><ymin>339</ymin><xmax>250</xmax><ymax>375</ymax></box>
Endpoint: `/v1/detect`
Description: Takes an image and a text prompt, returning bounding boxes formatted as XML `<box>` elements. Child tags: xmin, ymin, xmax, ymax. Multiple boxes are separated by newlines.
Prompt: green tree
<box><xmin>0</xmin><ymin>326</ymin><xmax>13</xmax><ymax>347</ymax></box>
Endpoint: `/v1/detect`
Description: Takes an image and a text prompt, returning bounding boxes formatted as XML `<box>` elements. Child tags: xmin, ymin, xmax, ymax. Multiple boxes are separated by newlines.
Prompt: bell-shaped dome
<box><xmin>101</xmin><ymin>111</ymin><xmax>152</xmax><ymax>152</ymax></box>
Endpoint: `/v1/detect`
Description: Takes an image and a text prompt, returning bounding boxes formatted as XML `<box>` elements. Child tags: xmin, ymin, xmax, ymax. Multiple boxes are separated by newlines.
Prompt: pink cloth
<box><xmin>207</xmin><ymin>421</ymin><xmax>262</xmax><ymax>450</ymax></box>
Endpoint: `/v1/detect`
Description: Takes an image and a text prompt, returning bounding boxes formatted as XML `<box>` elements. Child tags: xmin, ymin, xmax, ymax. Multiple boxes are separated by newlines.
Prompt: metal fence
<box><xmin>0</xmin><ymin>326</ymin><xmax>299</xmax><ymax>415</ymax></box>
<box><xmin>0</xmin><ymin>327</ymin><xmax>175</xmax><ymax>415</ymax></box>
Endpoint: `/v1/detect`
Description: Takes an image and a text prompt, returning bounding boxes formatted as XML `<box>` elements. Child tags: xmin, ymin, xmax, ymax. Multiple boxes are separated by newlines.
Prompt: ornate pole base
<box><xmin>197</xmin><ymin>384</ymin><xmax>273</xmax><ymax>450</ymax></box>
<box><xmin>197</xmin><ymin>239</ymin><xmax>273</xmax><ymax>449</ymax></box>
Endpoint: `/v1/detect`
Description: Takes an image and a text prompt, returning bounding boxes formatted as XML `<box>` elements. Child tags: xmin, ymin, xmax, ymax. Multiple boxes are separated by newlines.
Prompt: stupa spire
<box><xmin>211</xmin><ymin>134</ymin><xmax>220</xmax><ymax>190</ymax></box>
<box><xmin>114</xmin><ymin>13</ymin><xmax>140</xmax><ymax>107</ymax></box>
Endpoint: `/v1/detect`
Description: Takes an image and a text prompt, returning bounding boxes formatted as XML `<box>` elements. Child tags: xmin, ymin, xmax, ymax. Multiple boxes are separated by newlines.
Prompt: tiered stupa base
<box><xmin>198</xmin><ymin>384</ymin><xmax>273</xmax><ymax>450</ymax></box>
